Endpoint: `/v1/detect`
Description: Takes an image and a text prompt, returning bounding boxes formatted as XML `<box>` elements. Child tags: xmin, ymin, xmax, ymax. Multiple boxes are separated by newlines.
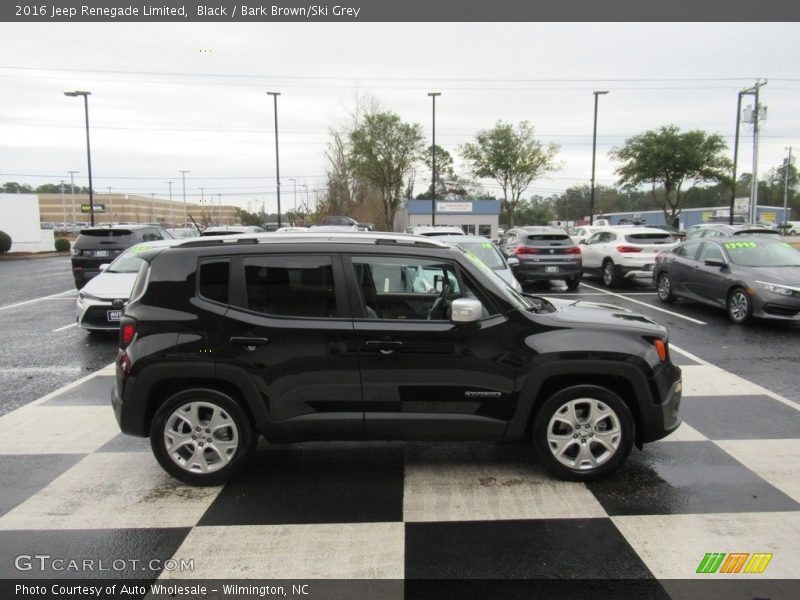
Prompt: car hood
<box><xmin>494</xmin><ymin>267</ymin><xmax>521</xmax><ymax>290</ymax></box>
<box><xmin>535</xmin><ymin>296</ymin><xmax>667</xmax><ymax>335</ymax></box>
<box><xmin>736</xmin><ymin>265</ymin><xmax>800</xmax><ymax>287</ymax></box>
<box><xmin>80</xmin><ymin>271</ymin><xmax>138</xmax><ymax>298</ymax></box>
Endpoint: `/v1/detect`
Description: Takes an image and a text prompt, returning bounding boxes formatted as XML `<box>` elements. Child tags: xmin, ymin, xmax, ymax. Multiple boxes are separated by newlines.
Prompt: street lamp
<box><xmin>428</xmin><ymin>92</ymin><xmax>441</xmax><ymax>226</ymax></box>
<box><xmin>167</xmin><ymin>181</ymin><xmax>174</xmax><ymax>225</ymax></box>
<box><xmin>267</xmin><ymin>91</ymin><xmax>282</xmax><ymax>228</ymax></box>
<box><xmin>64</xmin><ymin>91</ymin><xmax>95</xmax><ymax>226</ymax></box>
<box><xmin>68</xmin><ymin>170</ymin><xmax>78</xmax><ymax>223</ymax></box>
<box><xmin>179</xmin><ymin>170</ymin><xmax>189</xmax><ymax>225</ymax></box>
<box><xmin>302</xmin><ymin>184</ymin><xmax>309</xmax><ymax>213</ymax></box>
<box><xmin>288</xmin><ymin>177</ymin><xmax>297</xmax><ymax>216</ymax></box>
<box><xmin>590</xmin><ymin>91</ymin><xmax>609</xmax><ymax>226</ymax></box>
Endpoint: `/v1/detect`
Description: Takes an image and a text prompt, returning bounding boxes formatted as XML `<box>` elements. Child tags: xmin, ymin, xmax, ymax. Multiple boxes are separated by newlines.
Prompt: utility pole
<box><xmin>167</xmin><ymin>181</ymin><xmax>174</xmax><ymax>225</ymax></box>
<box><xmin>590</xmin><ymin>91</ymin><xmax>609</xmax><ymax>225</ymax></box>
<box><xmin>267</xmin><ymin>91</ymin><xmax>282</xmax><ymax>228</ymax></box>
<box><xmin>179</xmin><ymin>170</ymin><xmax>190</xmax><ymax>225</ymax></box>
<box><xmin>428</xmin><ymin>92</ymin><xmax>441</xmax><ymax>226</ymax></box>
<box><xmin>783</xmin><ymin>146</ymin><xmax>793</xmax><ymax>231</ymax></box>
<box><xmin>60</xmin><ymin>180</ymin><xmax>66</xmax><ymax>225</ymax></box>
<box><xmin>218</xmin><ymin>193</ymin><xmax>222</xmax><ymax>225</ymax></box>
<box><xmin>68</xmin><ymin>170</ymin><xmax>79</xmax><ymax>223</ymax></box>
<box><xmin>742</xmin><ymin>80</ymin><xmax>767</xmax><ymax>223</ymax></box>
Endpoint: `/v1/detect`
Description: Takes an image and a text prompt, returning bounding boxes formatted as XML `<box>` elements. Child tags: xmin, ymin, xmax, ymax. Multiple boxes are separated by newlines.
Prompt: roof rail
<box><xmin>179</xmin><ymin>237</ymin><xmax>259</xmax><ymax>248</ymax></box>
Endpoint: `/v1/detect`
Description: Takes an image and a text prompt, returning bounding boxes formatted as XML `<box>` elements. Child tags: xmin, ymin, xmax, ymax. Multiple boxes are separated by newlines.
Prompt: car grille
<box><xmin>81</xmin><ymin>305</ymin><xmax>118</xmax><ymax>328</ymax></box>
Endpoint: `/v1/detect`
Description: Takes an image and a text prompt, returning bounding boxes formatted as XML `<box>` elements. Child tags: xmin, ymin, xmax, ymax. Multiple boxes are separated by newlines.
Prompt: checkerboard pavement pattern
<box><xmin>0</xmin><ymin>347</ymin><xmax>799</xmax><ymax>596</ymax></box>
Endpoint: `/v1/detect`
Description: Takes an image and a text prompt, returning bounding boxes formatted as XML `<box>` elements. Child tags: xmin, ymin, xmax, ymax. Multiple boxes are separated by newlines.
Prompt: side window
<box><xmin>351</xmin><ymin>256</ymin><xmax>490</xmax><ymax>320</ymax></box>
<box><xmin>198</xmin><ymin>259</ymin><xmax>230</xmax><ymax>305</ymax></box>
<box><xmin>698</xmin><ymin>242</ymin><xmax>725</xmax><ymax>262</ymax></box>
<box><xmin>242</xmin><ymin>256</ymin><xmax>337</xmax><ymax>318</ymax></box>
<box><xmin>141</xmin><ymin>229</ymin><xmax>163</xmax><ymax>242</ymax></box>
<box><xmin>675</xmin><ymin>241</ymin><xmax>701</xmax><ymax>259</ymax></box>
<box><xmin>586</xmin><ymin>232</ymin><xmax>604</xmax><ymax>244</ymax></box>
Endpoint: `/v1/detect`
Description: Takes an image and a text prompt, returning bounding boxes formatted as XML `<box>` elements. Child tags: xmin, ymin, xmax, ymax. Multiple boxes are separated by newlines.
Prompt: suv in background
<box><xmin>201</xmin><ymin>225</ymin><xmax>266</xmax><ymax>236</ymax></box>
<box><xmin>113</xmin><ymin>232</ymin><xmax>681</xmax><ymax>486</ymax></box>
<box><xmin>498</xmin><ymin>226</ymin><xmax>582</xmax><ymax>290</ymax></box>
<box><xmin>70</xmin><ymin>225</ymin><xmax>173</xmax><ymax>289</ymax></box>
<box><xmin>580</xmin><ymin>226</ymin><xmax>677</xmax><ymax>287</ymax></box>
<box><xmin>315</xmin><ymin>216</ymin><xmax>370</xmax><ymax>231</ymax></box>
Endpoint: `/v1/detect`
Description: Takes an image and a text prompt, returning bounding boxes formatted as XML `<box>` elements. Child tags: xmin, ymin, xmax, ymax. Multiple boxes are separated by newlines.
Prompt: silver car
<box><xmin>76</xmin><ymin>239</ymin><xmax>180</xmax><ymax>331</ymax></box>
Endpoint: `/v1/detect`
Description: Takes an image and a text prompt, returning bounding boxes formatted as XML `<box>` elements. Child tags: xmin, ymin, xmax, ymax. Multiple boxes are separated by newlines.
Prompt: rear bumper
<box><xmin>513</xmin><ymin>262</ymin><xmax>582</xmax><ymax>283</ymax></box>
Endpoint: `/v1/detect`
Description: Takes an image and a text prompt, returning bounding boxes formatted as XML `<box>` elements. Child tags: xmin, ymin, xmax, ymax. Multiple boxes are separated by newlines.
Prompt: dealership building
<box><xmin>395</xmin><ymin>199</ymin><xmax>501</xmax><ymax>238</ymax></box>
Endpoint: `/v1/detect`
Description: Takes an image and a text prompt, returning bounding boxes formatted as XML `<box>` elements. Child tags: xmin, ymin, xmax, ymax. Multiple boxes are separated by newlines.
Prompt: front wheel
<box><xmin>150</xmin><ymin>389</ymin><xmax>256</xmax><ymax>486</ymax></box>
<box><xmin>727</xmin><ymin>287</ymin><xmax>753</xmax><ymax>325</ymax></box>
<box><xmin>532</xmin><ymin>385</ymin><xmax>634</xmax><ymax>481</ymax></box>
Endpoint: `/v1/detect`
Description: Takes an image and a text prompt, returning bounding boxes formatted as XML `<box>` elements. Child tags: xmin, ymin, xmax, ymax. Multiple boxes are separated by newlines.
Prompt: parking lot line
<box><xmin>545</xmin><ymin>292</ymin><xmax>657</xmax><ymax>296</ymax></box>
<box><xmin>579</xmin><ymin>282</ymin><xmax>707</xmax><ymax>326</ymax></box>
<box><xmin>52</xmin><ymin>323</ymin><xmax>78</xmax><ymax>332</ymax></box>
<box><xmin>0</xmin><ymin>289</ymin><xmax>76</xmax><ymax>311</ymax></box>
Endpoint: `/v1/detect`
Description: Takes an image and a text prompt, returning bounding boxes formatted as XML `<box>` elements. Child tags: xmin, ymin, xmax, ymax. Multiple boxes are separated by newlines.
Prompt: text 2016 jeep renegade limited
<box><xmin>112</xmin><ymin>232</ymin><xmax>682</xmax><ymax>485</ymax></box>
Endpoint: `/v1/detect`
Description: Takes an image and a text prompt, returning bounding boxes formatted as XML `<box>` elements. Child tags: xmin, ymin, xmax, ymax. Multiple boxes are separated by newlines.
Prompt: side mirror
<box><xmin>580</xmin><ymin>240</ymin><xmax>587</xmax><ymax>245</ymax></box>
<box><xmin>704</xmin><ymin>258</ymin><xmax>727</xmax><ymax>268</ymax></box>
<box><xmin>99</xmin><ymin>263</ymin><xmax>110</xmax><ymax>271</ymax></box>
<box><xmin>450</xmin><ymin>298</ymin><xmax>482</xmax><ymax>325</ymax></box>
<box><xmin>506</xmin><ymin>256</ymin><xmax>520</xmax><ymax>267</ymax></box>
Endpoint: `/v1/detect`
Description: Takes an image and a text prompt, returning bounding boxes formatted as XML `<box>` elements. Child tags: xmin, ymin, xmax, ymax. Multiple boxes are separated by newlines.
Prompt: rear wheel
<box><xmin>532</xmin><ymin>385</ymin><xmax>634</xmax><ymax>481</ymax></box>
<box><xmin>602</xmin><ymin>260</ymin><xmax>621</xmax><ymax>288</ymax></box>
<box><xmin>150</xmin><ymin>389</ymin><xmax>256</xmax><ymax>486</ymax></box>
<box><xmin>656</xmin><ymin>272</ymin><xmax>675</xmax><ymax>303</ymax></box>
<box><xmin>727</xmin><ymin>287</ymin><xmax>753</xmax><ymax>325</ymax></box>
<box><xmin>566</xmin><ymin>275</ymin><xmax>581</xmax><ymax>291</ymax></box>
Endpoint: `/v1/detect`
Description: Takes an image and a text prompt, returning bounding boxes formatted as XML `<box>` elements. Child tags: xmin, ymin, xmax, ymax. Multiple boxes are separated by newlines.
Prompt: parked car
<box><xmin>685</xmin><ymin>223</ymin><xmax>780</xmax><ymax>240</ymax></box>
<box><xmin>166</xmin><ymin>227</ymin><xmax>201</xmax><ymax>239</ymax></box>
<box><xmin>201</xmin><ymin>225</ymin><xmax>265</xmax><ymax>236</ymax></box>
<box><xmin>70</xmin><ymin>224</ymin><xmax>173</xmax><ymax>289</ymax></box>
<box><xmin>437</xmin><ymin>234</ymin><xmax>522</xmax><ymax>292</ymax></box>
<box><xmin>654</xmin><ymin>237</ymin><xmax>800</xmax><ymax>324</ymax></box>
<box><xmin>410</xmin><ymin>225</ymin><xmax>465</xmax><ymax>237</ymax></box>
<box><xmin>567</xmin><ymin>225</ymin><xmax>604</xmax><ymax>245</ymax></box>
<box><xmin>319</xmin><ymin>216</ymin><xmax>370</xmax><ymax>231</ymax></box>
<box><xmin>580</xmin><ymin>226</ymin><xmax>676</xmax><ymax>287</ymax></box>
<box><xmin>649</xmin><ymin>225</ymin><xmax>687</xmax><ymax>242</ymax></box>
<box><xmin>778</xmin><ymin>221</ymin><xmax>800</xmax><ymax>235</ymax></box>
<box><xmin>113</xmin><ymin>232</ymin><xmax>681</xmax><ymax>485</ymax></box>
<box><xmin>76</xmin><ymin>239</ymin><xmax>181</xmax><ymax>331</ymax></box>
<box><xmin>498</xmin><ymin>226</ymin><xmax>582</xmax><ymax>290</ymax></box>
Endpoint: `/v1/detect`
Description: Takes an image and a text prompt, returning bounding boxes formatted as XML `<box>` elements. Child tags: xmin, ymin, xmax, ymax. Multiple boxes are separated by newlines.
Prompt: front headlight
<box><xmin>756</xmin><ymin>281</ymin><xmax>795</xmax><ymax>296</ymax></box>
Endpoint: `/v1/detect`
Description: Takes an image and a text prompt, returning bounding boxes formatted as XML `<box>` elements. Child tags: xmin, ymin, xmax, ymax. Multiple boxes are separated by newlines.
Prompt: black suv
<box><xmin>112</xmin><ymin>233</ymin><xmax>681</xmax><ymax>485</ymax></box>
<box><xmin>71</xmin><ymin>225</ymin><xmax>173</xmax><ymax>289</ymax></box>
<box><xmin>499</xmin><ymin>226</ymin><xmax>582</xmax><ymax>290</ymax></box>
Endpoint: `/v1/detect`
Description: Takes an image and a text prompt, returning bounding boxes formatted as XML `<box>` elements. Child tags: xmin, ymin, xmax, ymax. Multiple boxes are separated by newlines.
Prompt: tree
<box><xmin>460</xmin><ymin>121</ymin><xmax>559</xmax><ymax>226</ymax></box>
<box><xmin>1</xmin><ymin>182</ymin><xmax>34</xmax><ymax>193</ymax></box>
<box><xmin>611</xmin><ymin>125</ymin><xmax>731</xmax><ymax>225</ymax></box>
<box><xmin>348</xmin><ymin>111</ymin><xmax>425</xmax><ymax>230</ymax></box>
<box><xmin>417</xmin><ymin>144</ymin><xmax>455</xmax><ymax>198</ymax></box>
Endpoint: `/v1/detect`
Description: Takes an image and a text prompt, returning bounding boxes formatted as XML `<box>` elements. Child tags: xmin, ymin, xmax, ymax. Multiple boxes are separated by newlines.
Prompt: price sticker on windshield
<box><xmin>724</xmin><ymin>241</ymin><xmax>758</xmax><ymax>249</ymax></box>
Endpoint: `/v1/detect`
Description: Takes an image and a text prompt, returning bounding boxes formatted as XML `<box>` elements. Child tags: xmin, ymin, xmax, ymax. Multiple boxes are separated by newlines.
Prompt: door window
<box><xmin>198</xmin><ymin>259</ymin><xmax>230</xmax><ymax>305</ymax></box>
<box><xmin>674</xmin><ymin>241</ymin><xmax>701</xmax><ymax>259</ymax></box>
<box><xmin>698</xmin><ymin>242</ymin><xmax>725</xmax><ymax>263</ymax></box>
<box><xmin>351</xmin><ymin>256</ymin><xmax>492</xmax><ymax>320</ymax></box>
<box><xmin>241</xmin><ymin>256</ymin><xmax>337</xmax><ymax>318</ymax></box>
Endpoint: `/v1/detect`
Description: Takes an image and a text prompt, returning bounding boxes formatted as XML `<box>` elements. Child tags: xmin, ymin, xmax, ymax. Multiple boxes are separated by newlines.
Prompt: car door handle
<box><xmin>365</xmin><ymin>340</ymin><xmax>403</xmax><ymax>354</ymax></box>
<box><xmin>230</xmin><ymin>336</ymin><xmax>270</xmax><ymax>349</ymax></box>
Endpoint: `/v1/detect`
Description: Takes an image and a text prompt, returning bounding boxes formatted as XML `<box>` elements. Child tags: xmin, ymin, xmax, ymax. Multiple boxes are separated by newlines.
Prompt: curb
<box><xmin>0</xmin><ymin>252</ymin><xmax>69</xmax><ymax>261</ymax></box>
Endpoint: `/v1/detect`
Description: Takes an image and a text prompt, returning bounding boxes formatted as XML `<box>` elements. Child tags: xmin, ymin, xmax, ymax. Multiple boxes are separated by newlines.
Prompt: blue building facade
<box><xmin>396</xmin><ymin>199</ymin><xmax>502</xmax><ymax>237</ymax></box>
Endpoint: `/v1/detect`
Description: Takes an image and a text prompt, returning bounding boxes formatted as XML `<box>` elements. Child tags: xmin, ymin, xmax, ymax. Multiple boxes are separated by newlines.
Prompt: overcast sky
<box><xmin>1</xmin><ymin>22</ymin><xmax>798</xmax><ymax>213</ymax></box>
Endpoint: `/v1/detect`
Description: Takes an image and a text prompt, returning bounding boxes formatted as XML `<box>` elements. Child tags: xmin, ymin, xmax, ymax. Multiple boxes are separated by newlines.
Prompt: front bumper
<box><xmin>76</xmin><ymin>295</ymin><xmax>125</xmax><ymax>330</ymax></box>
<box><xmin>752</xmin><ymin>290</ymin><xmax>800</xmax><ymax>321</ymax></box>
<box><xmin>639</xmin><ymin>361</ymin><xmax>682</xmax><ymax>444</ymax></box>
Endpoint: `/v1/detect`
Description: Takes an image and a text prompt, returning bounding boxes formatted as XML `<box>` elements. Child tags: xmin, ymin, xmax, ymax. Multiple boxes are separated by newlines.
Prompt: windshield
<box><xmin>724</xmin><ymin>241</ymin><xmax>800</xmax><ymax>267</ymax></box>
<box><xmin>106</xmin><ymin>243</ymin><xmax>158</xmax><ymax>273</ymax></box>
<box><xmin>459</xmin><ymin>247</ymin><xmax>537</xmax><ymax>310</ymax></box>
<box><xmin>457</xmin><ymin>241</ymin><xmax>506</xmax><ymax>269</ymax></box>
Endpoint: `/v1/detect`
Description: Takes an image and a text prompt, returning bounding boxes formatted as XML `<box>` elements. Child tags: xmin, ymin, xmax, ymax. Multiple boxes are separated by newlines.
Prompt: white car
<box><xmin>567</xmin><ymin>225</ymin><xmax>604</xmax><ymax>245</ymax></box>
<box><xmin>580</xmin><ymin>226</ymin><xmax>677</xmax><ymax>287</ymax></box>
<box><xmin>76</xmin><ymin>239</ymin><xmax>180</xmax><ymax>331</ymax></box>
<box><xmin>410</xmin><ymin>225</ymin><xmax>465</xmax><ymax>237</ymax></box>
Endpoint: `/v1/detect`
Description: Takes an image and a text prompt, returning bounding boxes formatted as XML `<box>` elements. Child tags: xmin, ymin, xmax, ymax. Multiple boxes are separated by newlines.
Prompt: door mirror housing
<box><xmin>99</xmin><ymin>263</ymin><xmax>110</xmax><ymax>271</ymax></box>
<box><xmin>450</xmin><ymin>298</ymin><xmax>483</xmax><ymax>325</ymax></box>
<box><xmin>704</xmin><ymin>258</ymin><xmax>727</xmax><ymax>268</ymax></box>
<box><xmin>506</xmin><ymin>256</ymin><xmax>520</xmax><ymax>267</ymax></box>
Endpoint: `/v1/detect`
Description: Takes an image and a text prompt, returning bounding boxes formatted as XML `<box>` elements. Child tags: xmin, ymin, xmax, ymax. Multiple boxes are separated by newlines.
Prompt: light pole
<box><xmin>590</xmin><ymin>91</ymin><xmax>609</xmax><ymax>226</ymax></box>
<box><xmin>64</xmin><ymin>91</ymin><xmax>95</xmax><ymax>226</ymax></box>
<box><xmin>783</xmin><ymin>146</ymin><xmax>793</xmax><ymax>231</ymax></box>
<box><xmin>288</xmin><ymin>177</ymin><xmax>297</xmax><ymax>219</ymax></box>
<box><xmin>729</xmin><ymin>90</ymin><xmax>747</xmax><ymax>225</ymax></box>
<box><xmin>218</xmin><ymin>194</ymin><xmax>222</xmax><ymax>225</ymax></box>
<box><xmin>302</xmin><ymin>184</ymin><xmax>309</xmax><ymax>214</ymax></box>
<box><xmin>167</xmin><ymin>181</ymin><xmax>174</xmax><ymax>225</ymax></box>
<box><xmin>179</xmin><ymin>170</ymin><xmax>189</xmax><ymax>225</ymax></box>
<box><xmin>68</xmin><ymin>170</ymin><xmax>78</xmax><ymax>223</ymax></box>
<box><xmin>267</xmin><ymin>91</ymin><xmax>282</xmax><ymax>228</ymax></box>
<box><xmin>60</xmin><ymin>180</ymin><xmax>66</xmax><ymax>225</ymax></box>
<box><xmin>427</xmin><ymin>92</ymin><xmax>441</xmax><ymax>226</ymax></box>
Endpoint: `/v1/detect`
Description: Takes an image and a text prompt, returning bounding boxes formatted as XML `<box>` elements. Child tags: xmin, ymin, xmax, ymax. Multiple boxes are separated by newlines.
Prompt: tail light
<box><xmin>565</xmin><ymin>246</ymin><xmax>581</xmax><ymax>254</ymax></box>
<box><xmin>653</xmin><ymin>339</ymin><xmax>668</xmax><ymax>362</ymax></box>
<box><xmin>119</xmin><ymin>317</ymin><xmax>137</xmax><ymax>349</ymax></box>
<box><xmin>616</xmin><ymin>245</ymin><xmax>643</xmax><ymax>253</ymax></box>
<box><xmin>515</xmin><ymin>246</ymin><xmax>540</xmax><ymax>255</ymax></box>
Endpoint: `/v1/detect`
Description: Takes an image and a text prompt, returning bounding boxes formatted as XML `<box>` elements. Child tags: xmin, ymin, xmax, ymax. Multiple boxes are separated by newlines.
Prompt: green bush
<box><xmin>55</xmin><ymin>238</ymin><xmax>71</xmax><ymax>252</ymax></box>
<box><xmin>0</xmin><ymin>230</ymin><xmax>11</xmax><ymax>253</ymax></box>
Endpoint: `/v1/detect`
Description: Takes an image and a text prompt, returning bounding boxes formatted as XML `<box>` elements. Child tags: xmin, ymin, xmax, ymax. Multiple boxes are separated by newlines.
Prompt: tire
<box><xmin>532</xmin><ymin>385</ymin><xmax>634</xmax><ymax>481</ymax></box>
<box><xmin>566</xmin><ymin>275</ymin><xmax>581</xmax><ymax>291</ymax></box>
<box><xmin>150</xmin><ymin>388</ymin><xmax>256</xmax><ymax>486</ymax></box>
<box><xmin>602</xmin><ymin>260</ymin><xmax>621</xmax><ymax>288</ymax></box>
<box><xmin>656</xmin><ymin>272</ymin><xmax>675</xmax><ymax>303</ymax></box>
<box><xmin>727</xmin><ymin>287</ymin><xmax>753</xmax><ymax>325</ymax></box>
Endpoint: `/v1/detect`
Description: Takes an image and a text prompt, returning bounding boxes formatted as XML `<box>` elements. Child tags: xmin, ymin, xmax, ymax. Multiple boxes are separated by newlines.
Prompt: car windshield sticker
<box><xmin>723</xmin><ymin>241</ymin><xmax>758</xmax><ymax>249</ymax></box>
<box><xmin>127</xmin><ymin>243</ymin><xmax>153</xmax><ymax>254</ymax></box>
<box><xmin>481</xmin><ymin>242</ymin><xmax>493</xmax><ymax>249</ymax></box>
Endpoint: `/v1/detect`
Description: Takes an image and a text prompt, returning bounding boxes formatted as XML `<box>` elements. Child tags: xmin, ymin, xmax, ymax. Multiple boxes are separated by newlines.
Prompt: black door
<box><xmin>345</xmin><ymin>254</ymin><xmax>518</xmax><ymax>440</ymax></box>
<box><xmin>216</xmin><ymin>254</ymin><xmax>362</xmax><ymax>441</ymax></box>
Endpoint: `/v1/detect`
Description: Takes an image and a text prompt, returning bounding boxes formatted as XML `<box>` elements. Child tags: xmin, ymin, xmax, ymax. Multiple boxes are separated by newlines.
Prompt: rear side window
<box><xmin>243</xmin><ymin>256</ymin><xmax>336</xmax><ymax>318</ymax></box>
<box><xmin>674</xmin><ymin>241</ymin><xmax>701</xmax><ymax>259</ymax></box>
<box><xmin>198</xmin><ymin>259</ymin><xmax>230</xmax><ymax>305</ymax></box>
<box><xmin>624</xmin><ymin>233</ymin><xmax>673</xmax><ymax>244</ymax></box>
<box><xmin>526</xmin><ymin>234</ymin><xmax>570</xmax><ymax>242</ymax></box>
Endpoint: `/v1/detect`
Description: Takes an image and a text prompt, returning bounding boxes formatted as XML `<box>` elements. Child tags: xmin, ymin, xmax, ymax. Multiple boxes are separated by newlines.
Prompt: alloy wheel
<box><xmin>546</xmin><ymin>398</ymin><xmax>622</xmax><ymax>471</ymax></box>
<box><xmin>163</xmin><ymin>401</ymin><xmax>240</xmax><ymax>474</ymax></box>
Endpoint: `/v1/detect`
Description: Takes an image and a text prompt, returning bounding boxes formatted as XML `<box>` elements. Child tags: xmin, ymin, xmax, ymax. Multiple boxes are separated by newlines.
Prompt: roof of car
<box><xmin>593</xmin><ymin>225</ymin><xmax>675</xmax><ymax>235</ymax></box>
<box><xmin>435</xmin><ymin>235</ymin><xmax>498</xmax><ymax>244</ymax></box>
<box><xmin>175</xmin><ymin>231</ymin><xmax>450</xmax><ymax>249</ymax></box>
<box><xmin>79</xmin><ymin>224</ymin><xmax>161</xmax><ymax>232</ymax></box>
